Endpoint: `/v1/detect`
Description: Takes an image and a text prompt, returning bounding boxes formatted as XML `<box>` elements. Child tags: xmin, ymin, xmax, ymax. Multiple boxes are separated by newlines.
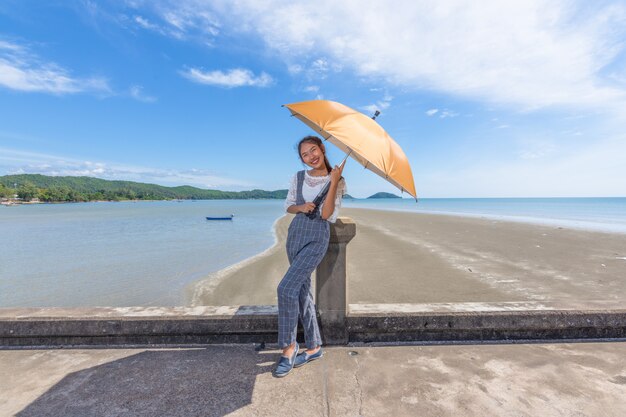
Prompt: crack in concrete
<box><xmin>354</xmin><ymin>355</ymin><xmax>364</xmax><ymax>417</ymax></box>
<box><xmin>322</xmin><ymin>358</ymin><xmax>330</xmax><ymax>417</ymax></box>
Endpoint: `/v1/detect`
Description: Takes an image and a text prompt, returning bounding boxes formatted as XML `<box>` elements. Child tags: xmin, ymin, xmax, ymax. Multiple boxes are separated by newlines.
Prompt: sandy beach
<box><xmin>188</xmin><ymin>208</ymin><xmax>626</xmax><ymax>308</ymax></box>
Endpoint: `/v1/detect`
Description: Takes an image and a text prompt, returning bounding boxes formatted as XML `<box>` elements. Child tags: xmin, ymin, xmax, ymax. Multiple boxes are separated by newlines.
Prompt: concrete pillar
<box><xmin>315</xmin><ymin>217</ymin><xmax>356</xmax><ymax>345</ymax></box>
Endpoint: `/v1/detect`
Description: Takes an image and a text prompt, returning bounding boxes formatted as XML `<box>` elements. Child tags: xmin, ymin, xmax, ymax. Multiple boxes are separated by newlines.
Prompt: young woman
<box><xmin>273</xmin><ymin>135</ymin><xmax>347</xmax><ymax>378</ymax></box>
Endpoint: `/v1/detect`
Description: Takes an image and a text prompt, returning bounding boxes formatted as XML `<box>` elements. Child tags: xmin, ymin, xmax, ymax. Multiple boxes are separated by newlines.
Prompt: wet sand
<box><xmin>188</xmin><ymin>208</ymin><xmax>626</xmax><ymax>307</ymax></box>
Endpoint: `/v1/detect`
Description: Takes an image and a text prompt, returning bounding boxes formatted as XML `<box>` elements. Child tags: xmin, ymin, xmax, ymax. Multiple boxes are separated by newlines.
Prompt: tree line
<box><xmin>0</xmin><ymin>174</ymin><xmax>288</xmax><ymax>202</ymax></box>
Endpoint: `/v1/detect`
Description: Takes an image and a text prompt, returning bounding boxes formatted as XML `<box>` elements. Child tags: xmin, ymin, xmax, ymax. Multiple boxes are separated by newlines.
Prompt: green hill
<box><xmin>0</xmin><ymin>174</ymin><xmax>287</xmax><ymax>202</ymax></box>
<box><xmin>367</xmin><ymin>192</ymin><xmax>401</xmax><ymax>199</ymax></box>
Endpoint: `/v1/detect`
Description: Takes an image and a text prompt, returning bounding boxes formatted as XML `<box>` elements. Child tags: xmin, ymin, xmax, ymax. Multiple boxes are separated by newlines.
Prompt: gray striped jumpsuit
<box><xmin>277</xmin><ymin>170</ymin><xmax>329</xmax><ymax>349</ymax></box>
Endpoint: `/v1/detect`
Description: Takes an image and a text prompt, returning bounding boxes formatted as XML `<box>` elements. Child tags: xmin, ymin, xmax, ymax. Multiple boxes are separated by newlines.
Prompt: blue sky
<box><xmin>1</xmin><ymin>0</ymin><xmax>626</xmax><ymax>198</ymax></box>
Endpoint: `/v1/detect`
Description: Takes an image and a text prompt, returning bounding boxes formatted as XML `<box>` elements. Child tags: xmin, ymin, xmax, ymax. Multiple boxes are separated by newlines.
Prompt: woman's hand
<box><xmin>329</xmin><ymin>164</ymin><xmax>344</xmax><ymax>184</ymax></box>
<box><xmin>299</xmin><ymin>202</ymin><xmax>316</xmax><ymax>214</ymax></box>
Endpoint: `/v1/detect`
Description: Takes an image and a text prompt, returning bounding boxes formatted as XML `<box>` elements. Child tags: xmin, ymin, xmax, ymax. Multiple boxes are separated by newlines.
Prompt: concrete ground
<box><xmin>1</xmin><ymin>342</ymin><xmax>625</xmax><ymax>417</ymax></box>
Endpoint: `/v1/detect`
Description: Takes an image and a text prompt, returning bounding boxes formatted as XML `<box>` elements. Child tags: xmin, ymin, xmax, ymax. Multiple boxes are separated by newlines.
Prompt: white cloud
<box><xmin>134</xmin><ymin>15</ymin><xmax>159</xmax><ymax>31</ymax></box>
<box><xmin>306</xmin><ymin>58</ymin><xmax>342</xmax><ymax>80</ymax></box>
<box><xmin>0</xmin><ymin>40</ymin><xmax>22</xmax><ymax>52</ymax></box>
<box><xmin>439</xmin><ymin>110</ymin><xmax>458</xmax><ymax>119</ymax></box>
<box><xmin>129</xmin><ymin>85</ymin><xmax>157</xmax><ymax>102</ymax></box>
<box><xmin>284</xmin><ymin>57</ymin><xmax>342</xmax><ymax>81</ymax></box>
<box><xmin>287</xmin><ymin>64</ymin><xmax>303</xmax><ymax>74</ymax></box>
<box><xmin>183</xmin><ymin>0</ymin><xmax>626</xmax><ymax>111</ymax></box>
<box><xmin>0</xmin><ymin>148</ymin><xmax>253</xmax><ymax>189</ymax></box>
<box><xmin>362</xmin><ymin>91</ymin><xmax>393</xmax><ymax>115</ymax></box>
<box><xmin>311</xmin><ymin>58</ymin><xmax>328</xmax><ymax>73</ymax></box>
<box><xmin>181</xmin><ymin>67</ymin><xmax>273</xmax><ymax>88</ymax></box>
<box><xmin>127</xmin><ymin>3</ymin><xmax>220</xmax><ymax>42</ymax></box>
<box><xmin>76</xmin><ymin>1</ymin><xmax>218</xmax><ymax>46</ymax></box>
<box><xmin>303</xmin><ymin>85</ymin><xmax>319</xmax><ymax>93</ymax></box>
<box><xmin>161</xmin><ymin>8</ymin><xmax>219</xmax><ymax>37</ymax></box>
<box><xmin>0</xmin><ymin>40</ymin><xmax>111</xmax><ymax>95</ymax></box>
<box><xmin>425</xmin><ymin>108</ymin><xmax>457</xmax><ymax>118</ymax></box>
<box><xmin>361</xmin><ymin>104</ymin><xmax>378</xmax><ymax>115</ymax></box>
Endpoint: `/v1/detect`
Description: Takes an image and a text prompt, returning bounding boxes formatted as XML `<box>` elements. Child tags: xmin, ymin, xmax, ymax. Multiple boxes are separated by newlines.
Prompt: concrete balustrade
<box><xmin>1</xmin><ymin>217</ymin><xmax>625</xmax><ymax>348</ymax></box>
<box><xmin>315</xmin><ymin>217</ymin><xmax>356</xmax><ymax>345</ymax></box>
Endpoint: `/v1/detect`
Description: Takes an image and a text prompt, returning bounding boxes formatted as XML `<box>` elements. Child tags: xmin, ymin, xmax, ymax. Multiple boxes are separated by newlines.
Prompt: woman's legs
<box><xmin>277</xmin><ymin>241</ymin><xmax>326</xmax><ymax>352</ymax></box>
<box><xmin>277</xmin><ymin>217</ymin><xmax>329</xmax><ymax>359</ymax></box>
<box><xmin>298</xmin><ymin>278</ymin><xmax>322</xmax><ymax>350</ymax></box>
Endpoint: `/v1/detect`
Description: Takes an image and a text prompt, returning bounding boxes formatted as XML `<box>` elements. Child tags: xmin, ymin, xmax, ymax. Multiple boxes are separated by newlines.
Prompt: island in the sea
<box><xmin>1</xmin><ymin>174</ymin><xmax>406</xmax><ymax>204</ymax></box>
<box><xmin>0</xmin><ymin>174</ymin><xmax>287</xmax><ymax>203</ymax></box>
<box><xmin>367</xmin><ymin>192</ymin><xmax>401</xmax><ymax>199</ymax></box>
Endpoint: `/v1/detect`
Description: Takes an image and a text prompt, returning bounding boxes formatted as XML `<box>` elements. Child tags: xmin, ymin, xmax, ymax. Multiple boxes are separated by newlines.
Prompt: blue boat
<box><xmin>206</xmin><ymin>214</ymin><xmax>234</xmax><ymax>221</ymax></box>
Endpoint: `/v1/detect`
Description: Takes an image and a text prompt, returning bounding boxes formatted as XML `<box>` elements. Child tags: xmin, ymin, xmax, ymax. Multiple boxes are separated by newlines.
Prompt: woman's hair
<box><xmin>297</xmin><ymin>136</ymin><xmax>332</xmax><ymax>173</ymax></box>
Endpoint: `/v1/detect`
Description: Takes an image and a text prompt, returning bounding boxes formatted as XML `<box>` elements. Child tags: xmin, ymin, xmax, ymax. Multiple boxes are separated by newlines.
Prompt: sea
<box><xmin>1</xmin><ymin>197</ymin><xmax>625</xmax><ymax>307</ymax></box>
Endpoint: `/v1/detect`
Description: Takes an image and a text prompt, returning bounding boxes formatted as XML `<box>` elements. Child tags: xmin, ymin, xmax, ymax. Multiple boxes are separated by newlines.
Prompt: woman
<box><xmin>273</xmin><ymin>135</ymin><xmax>347</xmax><ymax>378</ymax></box>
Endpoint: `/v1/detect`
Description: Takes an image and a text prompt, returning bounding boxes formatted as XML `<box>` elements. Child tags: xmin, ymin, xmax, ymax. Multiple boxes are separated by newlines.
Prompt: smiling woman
<box><xmin>273</xmin><ymin>135</ymin><xmax>347</xmax><ymax>377</ymax></box>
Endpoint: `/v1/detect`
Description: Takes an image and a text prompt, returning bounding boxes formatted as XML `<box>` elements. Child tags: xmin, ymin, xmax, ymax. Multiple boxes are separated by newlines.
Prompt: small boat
<box><xmin>206</xmin><ymin>214</ymin><xmax>234</xmax><ymax>221</ymax></box>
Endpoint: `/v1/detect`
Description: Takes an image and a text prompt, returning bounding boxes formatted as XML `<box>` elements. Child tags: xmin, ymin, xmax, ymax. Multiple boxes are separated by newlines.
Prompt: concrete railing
<box><xmin>1</xmin><ymin>217</ymin><xmax>626</xmax><ymax>347</ymax></box>
<box><xmin>315</xmin><ymin>217</ymin><xmax>356</xmax><ymax>345</ymax></box>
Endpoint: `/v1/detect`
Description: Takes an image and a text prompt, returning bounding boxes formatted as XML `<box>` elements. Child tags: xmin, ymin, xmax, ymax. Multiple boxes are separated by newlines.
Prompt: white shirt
<box><xmin>284</xmin><ymin>171</ymin><xmax>347</xmax><ymax>223</ymax></box>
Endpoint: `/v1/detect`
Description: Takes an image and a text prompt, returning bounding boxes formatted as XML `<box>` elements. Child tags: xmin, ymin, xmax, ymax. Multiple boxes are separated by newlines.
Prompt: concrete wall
<box><xmin>1</xmin><ymin>217</ymin><xmax>625</xmax><ymax>348</ymax></box>
<box><xmin>2</xmin><ymin>305</ymin><xmax>625</xmax><ymax>347</ymax></box>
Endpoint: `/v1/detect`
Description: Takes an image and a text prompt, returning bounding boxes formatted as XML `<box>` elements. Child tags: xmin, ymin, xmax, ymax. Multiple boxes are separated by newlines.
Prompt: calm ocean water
<box><xmin>1</xmin><ymin>197</ymin><xmax>625</xmax><ymax>307</ymax></box>
<box><xmin>0</xmin><ymin>200</ymin><xmax>284</xmax><ymax>307</ymax></box>
<box><xmin>344</xmin><ymin>197</ymin><xmax>626</xmax><ymax>234</ymax></box>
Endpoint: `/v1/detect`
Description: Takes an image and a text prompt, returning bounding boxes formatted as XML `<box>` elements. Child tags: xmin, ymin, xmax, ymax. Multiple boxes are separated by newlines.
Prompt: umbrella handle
<box><xmin>305</xmin><ymin>181</ymin><xmax>331</xmax><ymax>219</ymax></box>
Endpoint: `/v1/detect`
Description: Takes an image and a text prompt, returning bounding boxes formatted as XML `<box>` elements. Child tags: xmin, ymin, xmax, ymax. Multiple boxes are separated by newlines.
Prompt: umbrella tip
<box><xmin>371</xmin><ymin>110</ymin><xmax>381</xmax><ymax>120</ymax></box>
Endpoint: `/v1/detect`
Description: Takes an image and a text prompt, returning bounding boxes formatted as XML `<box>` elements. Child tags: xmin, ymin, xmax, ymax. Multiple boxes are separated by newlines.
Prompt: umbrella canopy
<box><xmin>283</xmin><ymin>99</ymin><xmax>417</xmax><ymax>199</ymax></box>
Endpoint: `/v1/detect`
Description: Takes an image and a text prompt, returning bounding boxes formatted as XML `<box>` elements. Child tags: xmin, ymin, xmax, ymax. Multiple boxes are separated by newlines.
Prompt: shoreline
<box><xmin>185</xmin><ymin>214</ymin><xmax>290</xmax><ymax>306</ymax></box>
<box><xmin>343</xmin><ymin>202</ymin><xmax>626</xmax><ymax>236</ymax></box>
<box><xmin>1</xmin><ymin>198</ymin><xmax>287</xmax><ymax>205</ymax></box>
<box><xmin>188</xmin><ymin>207</ymin><xmax>626</xmax><ymax>308</ymax></box>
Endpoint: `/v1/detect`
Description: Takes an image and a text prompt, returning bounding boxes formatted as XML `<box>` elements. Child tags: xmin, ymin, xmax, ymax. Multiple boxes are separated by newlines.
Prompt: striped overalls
<box><xmin>277</xmin><ymin>170</ymin><xmax>330</xmax><ymax>349</ymax></box>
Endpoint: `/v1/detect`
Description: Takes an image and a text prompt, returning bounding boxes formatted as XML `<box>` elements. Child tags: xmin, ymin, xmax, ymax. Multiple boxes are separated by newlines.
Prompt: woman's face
<box><xmin>299</xmin><ymin>142</ymin><xmax>325</xmax><ymax>170</ymax></box>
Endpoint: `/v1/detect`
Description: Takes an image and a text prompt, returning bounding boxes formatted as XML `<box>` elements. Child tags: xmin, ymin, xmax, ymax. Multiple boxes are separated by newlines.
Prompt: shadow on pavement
<box><xmin>17</xmin><ymin>345</ymin><xmax>276</xmax><ymax>417</ymax></box>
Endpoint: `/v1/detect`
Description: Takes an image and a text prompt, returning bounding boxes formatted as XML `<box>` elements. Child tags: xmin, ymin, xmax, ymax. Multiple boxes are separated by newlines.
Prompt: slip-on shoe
<box><xmin>273</xmin><ymin>343</ymin><xmax>299</xmax><ymax>378</ymax></box>
<box><xmin>294</xmin><ymin>347</ymin><xmax>324</xmax><ymax>368</ymax></box>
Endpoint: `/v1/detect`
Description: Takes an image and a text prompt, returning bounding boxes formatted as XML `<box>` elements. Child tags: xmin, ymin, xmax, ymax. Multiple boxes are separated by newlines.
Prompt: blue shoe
<box><xmin>273</xmin><ymin>343</ymin><xmax>299</xmax><ymax>378</ymax></box>
<box><xmin>294</xmin><ymin>347</ymin><xmax>324</xmax><ymax>368</ymax></box>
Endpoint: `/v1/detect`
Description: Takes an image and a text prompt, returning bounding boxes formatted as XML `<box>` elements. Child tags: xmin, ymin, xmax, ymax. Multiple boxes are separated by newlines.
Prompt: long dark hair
<box><xmin>297</xmin><ymin>136</ymin><xmax>332</xmax><ymax>173</ymax></box>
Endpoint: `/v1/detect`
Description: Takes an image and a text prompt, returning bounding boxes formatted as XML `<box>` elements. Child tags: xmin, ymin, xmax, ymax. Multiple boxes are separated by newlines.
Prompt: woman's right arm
<box><xmin>287</xmin><ymin>203</ymin><xmax>316</xmax><ymax>214</ymax></box>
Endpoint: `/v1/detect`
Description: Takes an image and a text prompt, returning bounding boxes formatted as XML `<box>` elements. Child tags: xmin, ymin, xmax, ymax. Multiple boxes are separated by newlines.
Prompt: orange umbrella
<box><xmin>283</xmin><ymin>99</ymin><xmax>417</xmax><ymax>199</ymax></box>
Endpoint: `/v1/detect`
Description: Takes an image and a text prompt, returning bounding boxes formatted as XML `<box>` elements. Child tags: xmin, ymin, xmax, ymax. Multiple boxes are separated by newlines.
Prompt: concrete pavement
<box><xmin>1</xmin><ymin>341</ymin><xmax>626</xmax><ymax>417</ymax></box>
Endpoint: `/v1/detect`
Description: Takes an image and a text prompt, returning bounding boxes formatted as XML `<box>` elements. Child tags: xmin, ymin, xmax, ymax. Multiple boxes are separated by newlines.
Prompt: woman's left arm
<box><xmin>321</xmin><ymin>165</ymin><xmax>344</xmax><ymax>220</ymax></box>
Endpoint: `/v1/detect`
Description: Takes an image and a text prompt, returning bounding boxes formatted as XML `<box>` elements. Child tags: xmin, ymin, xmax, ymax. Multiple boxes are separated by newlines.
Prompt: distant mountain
<box><xmin>343</xmin><ymin>193</ymin><xmax>355</xmax><ymax>199</ymax></box>
<box><xmin>0</xmin><ymin>174</ymin><xmax>288</xmax><ymax>202</ymax></box>
<box><xmin>367</xmin><ymin>192</ymin><xmax>401</xmax><ymax>199</ymax></box>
